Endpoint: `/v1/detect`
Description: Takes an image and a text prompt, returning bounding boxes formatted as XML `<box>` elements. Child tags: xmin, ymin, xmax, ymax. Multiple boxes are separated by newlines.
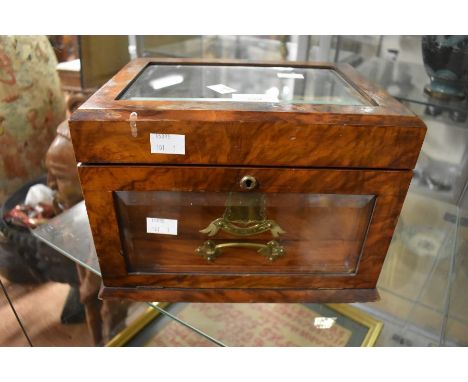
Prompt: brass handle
<box><xmin>196</xmin><ymin>240</ymin><xmax>285</xmax><ymax>262</ymax></box>
<box><xmin>240</xmin><ymin>175</ymin><xmax>257</xmax><ymax>190</ymax></box>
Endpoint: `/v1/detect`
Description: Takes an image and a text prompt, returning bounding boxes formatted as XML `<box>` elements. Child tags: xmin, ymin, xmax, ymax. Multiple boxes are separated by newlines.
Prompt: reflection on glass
<box><xmin>356</xmin><ymin>57</ymin><xmax>468</xmax><ymax>114</ymax></box>
<box><xmin>30</xmin><ymin>201</ymin><xmax>229</xmax><ymax>347</ymax></box>
<box><xmin>32</xmin><ymin>201</ymin><xmax>100</xmax><ymax>275</ymax></box>
<box><xmin>114</xmin><ymin>191</ymin><xmax>375</xmax><ymax>275</ymax></box>
<box><xmin>119</xmin><ymin>64</ymin><xmax>369</xmax><ymax>106</ymax></box>
<box><xmin>442</xmin><ymin>181</ymin><xmax>468</xmax><ymax>345</ymax></box>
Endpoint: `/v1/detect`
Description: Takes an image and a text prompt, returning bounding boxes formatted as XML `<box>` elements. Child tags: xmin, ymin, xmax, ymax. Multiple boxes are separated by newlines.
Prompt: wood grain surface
<box><xmin>100</xmin><ymin>286</ymin><xmax>379</xmax><ymax>303</ymax></box>
<box><xmin>70</xmin><ymin>120</ymin><xmax>425</xmax><ymax>170</ymax></box>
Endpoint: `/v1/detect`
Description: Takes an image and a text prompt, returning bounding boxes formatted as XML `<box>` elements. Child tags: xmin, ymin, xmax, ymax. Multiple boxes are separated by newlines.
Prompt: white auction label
<box><xmin>232</xmin><ymin>94</ymin><xmax>279</xmax><ymax>102</ymax></box>
<box><xmin>207</xmin><ymin>84</ymin><xmax>237</xmax><ymax>94</ymax></box>
<box><xmin>150</xmin><ymin>133</ymin><xmax>185</xmax><ymax>155</ymax></box>
<box><xmin>146</xmin><ymin>217</ymin><xmax>178</xmax><ymax>235</ymax></box>
<box><xmin>277</xmin><ymin>72</ymin><xmax>304</xmax><ymax>79</ymax></box>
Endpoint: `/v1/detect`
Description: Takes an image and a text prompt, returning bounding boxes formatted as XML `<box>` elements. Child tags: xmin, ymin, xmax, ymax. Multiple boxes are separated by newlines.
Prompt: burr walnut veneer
<box><xmin>69</xmin><ymin>58</ymin><xmax>426</xmax><ymax>302</ymax></box>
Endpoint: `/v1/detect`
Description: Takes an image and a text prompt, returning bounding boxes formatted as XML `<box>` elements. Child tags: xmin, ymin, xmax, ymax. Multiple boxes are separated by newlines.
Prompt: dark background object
<box><xmin>79</xmin><ymin>36</ymin><xmax>130</xmax><ymax>90</ymax></box>
<box><xmin>422</xmin><ymin>36</ymin><xmax>468</xmax><ymax>101</ymax></box>
<box><xmin>0</xmin><ymin>176</ymin><xmax>84</xmax><ymax>323</ymax></box>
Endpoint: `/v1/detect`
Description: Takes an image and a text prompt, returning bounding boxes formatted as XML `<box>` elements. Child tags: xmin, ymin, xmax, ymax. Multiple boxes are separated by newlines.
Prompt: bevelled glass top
<box><xmin>119</xmin><ymin>64</ymin><xmax>370</xmax><ymax>106</ymax></box>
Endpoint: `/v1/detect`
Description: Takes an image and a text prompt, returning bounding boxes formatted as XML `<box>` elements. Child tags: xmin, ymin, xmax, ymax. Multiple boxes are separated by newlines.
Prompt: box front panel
<box><xmin>114</xmin><ymin>191</ymin><xmax>375</xmax><ymax>275</ymax></box>
<box><xmin>79</xmin><ymin>166</ymin><xmax>411</xmax><ymax>291</ymax></box>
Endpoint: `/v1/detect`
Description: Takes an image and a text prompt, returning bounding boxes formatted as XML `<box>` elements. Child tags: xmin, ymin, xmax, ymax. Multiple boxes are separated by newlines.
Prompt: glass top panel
<box><xmin>119</xmin><ymin>64</ymin><xmax>370</xmax><ymax>106</ymax></box>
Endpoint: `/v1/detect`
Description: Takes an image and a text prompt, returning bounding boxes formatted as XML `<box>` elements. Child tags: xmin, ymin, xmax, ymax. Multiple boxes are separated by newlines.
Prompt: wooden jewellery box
<box><xmin>69</xmin><ymin>58</ymin><xmax>426</xmax><ymax>303</ymax></box>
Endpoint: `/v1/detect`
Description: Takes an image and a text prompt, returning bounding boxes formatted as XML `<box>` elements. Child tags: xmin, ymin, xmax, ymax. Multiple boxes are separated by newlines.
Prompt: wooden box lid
<box><xmin>69</xmin><ymin>58</ymin><xmax>426</xmax><ymax>170</ymax></box>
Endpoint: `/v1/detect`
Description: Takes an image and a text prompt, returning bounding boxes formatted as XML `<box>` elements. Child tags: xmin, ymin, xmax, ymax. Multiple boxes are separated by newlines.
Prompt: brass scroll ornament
<box><xmin>196</xmin><ymin>187</ymin><xmax>286</xmax><ymax>262</ymax></box>
<box><xmin>199</xmin><ymin>218</ymin><xmax>286</xmax><ymax>238</ymax></box>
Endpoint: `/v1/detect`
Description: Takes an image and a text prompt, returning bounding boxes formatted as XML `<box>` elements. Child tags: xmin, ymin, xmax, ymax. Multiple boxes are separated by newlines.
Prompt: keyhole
<box><xmin>240</xmin><ymin>175</ymin><xmax>257</xmax><ymax>190</ymax></box>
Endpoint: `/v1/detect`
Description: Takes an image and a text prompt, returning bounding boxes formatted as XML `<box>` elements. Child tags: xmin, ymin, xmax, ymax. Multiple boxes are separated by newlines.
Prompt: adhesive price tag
<box><xmin>150</xmin><ymin>133</ymin><xmax>185</xmax><ymax>155</ymax></box>
<box><xmin>232</xmin><ymin>94</ymin><xmax>279</xmax><ymax>102</ymax></box>
<box><xmin>277</xmin><ymin>72</ymin><xmax>304</xmax><ymax>79</ymax></box>
<box><xmin>207</xmin><ymin>84</ymin><xmax>237</xmax><ymax>94</ymax></box>
<box><xmin>146</xmin><ymin>217</ymin><xmax>178</xmax><ymax>235</ymax></box>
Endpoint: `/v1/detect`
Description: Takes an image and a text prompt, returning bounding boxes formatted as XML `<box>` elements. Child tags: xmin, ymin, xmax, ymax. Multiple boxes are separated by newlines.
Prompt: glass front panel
<box><xmin>114</xmin><ymin>191</ymin><xmax>375</xmax><ymax>275</ymax></box>
<box><xmin>119</xmin><ymin>64</ymin><xmax>370</xmax><ymax>105</ymax></box>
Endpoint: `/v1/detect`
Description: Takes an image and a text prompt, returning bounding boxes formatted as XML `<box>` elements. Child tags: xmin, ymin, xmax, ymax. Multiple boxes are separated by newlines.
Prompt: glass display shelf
<box><xmin>356</xmin><ymin>57</ymin><xmax>468</xmax><ymax>118</ymax></box>
<box><xmin>119</xmin><ymin>64</ymin><xmax>370</xmax><ymax>106</ymax></box>
<box><xmin>31</xmin><ymin>201</ymin><xmax>226</xmax><ymax>347</ymax></box>
<box><xmin>356</xmin><ymin>57</ymin><xmax>468</xmax><ymax>205</ymax></box>
<box><xmin>135</xmin><ymin>36</ymin><xmax>290</xmax><ymax>62</ymax></box>
<box><xmin>353</xmin><ymin>54</ymin><xmax>468</xmax><ymax>346</ymax></box>
<box><xmin>29</xmin><ymin>194</ymin><xmax>467</xmax><ymax>346</ymax></box>
<box><xmin>135</xmin><ymin>36</ymin><xmax>204</xmax><ymax>59</ymax></box>
<box><xmin>31</xmin><ymin>202</ymin><xmax>100</xmax><ymax>276</ymax></box>
<box><xmin>442</xmin><ymin>180</ymin><xmax>468</xmax><ymax>345</ymax></box>
<box><xmin>356</xmin><ymin>190</ymin><xmax>465</xmax><ymax>346</ymax></box>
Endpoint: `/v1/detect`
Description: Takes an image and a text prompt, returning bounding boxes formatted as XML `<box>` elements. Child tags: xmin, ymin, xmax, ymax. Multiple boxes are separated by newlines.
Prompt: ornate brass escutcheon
<box><xmin>196</xmin><ymin>190</ymin><xmax>286</xmax><ymax>262</ymax></box>
<box><xmin>199</xmin><ymin>192</ymin><xmax>285</xmax><ymax>238</ymax></box>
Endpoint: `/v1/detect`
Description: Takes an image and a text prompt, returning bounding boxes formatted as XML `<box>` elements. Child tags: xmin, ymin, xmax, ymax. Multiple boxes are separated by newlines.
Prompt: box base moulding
<box><xmin>99</xmin><ymin>286</ymin><xmax>380</xmax><ymax>303</ymax></box>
